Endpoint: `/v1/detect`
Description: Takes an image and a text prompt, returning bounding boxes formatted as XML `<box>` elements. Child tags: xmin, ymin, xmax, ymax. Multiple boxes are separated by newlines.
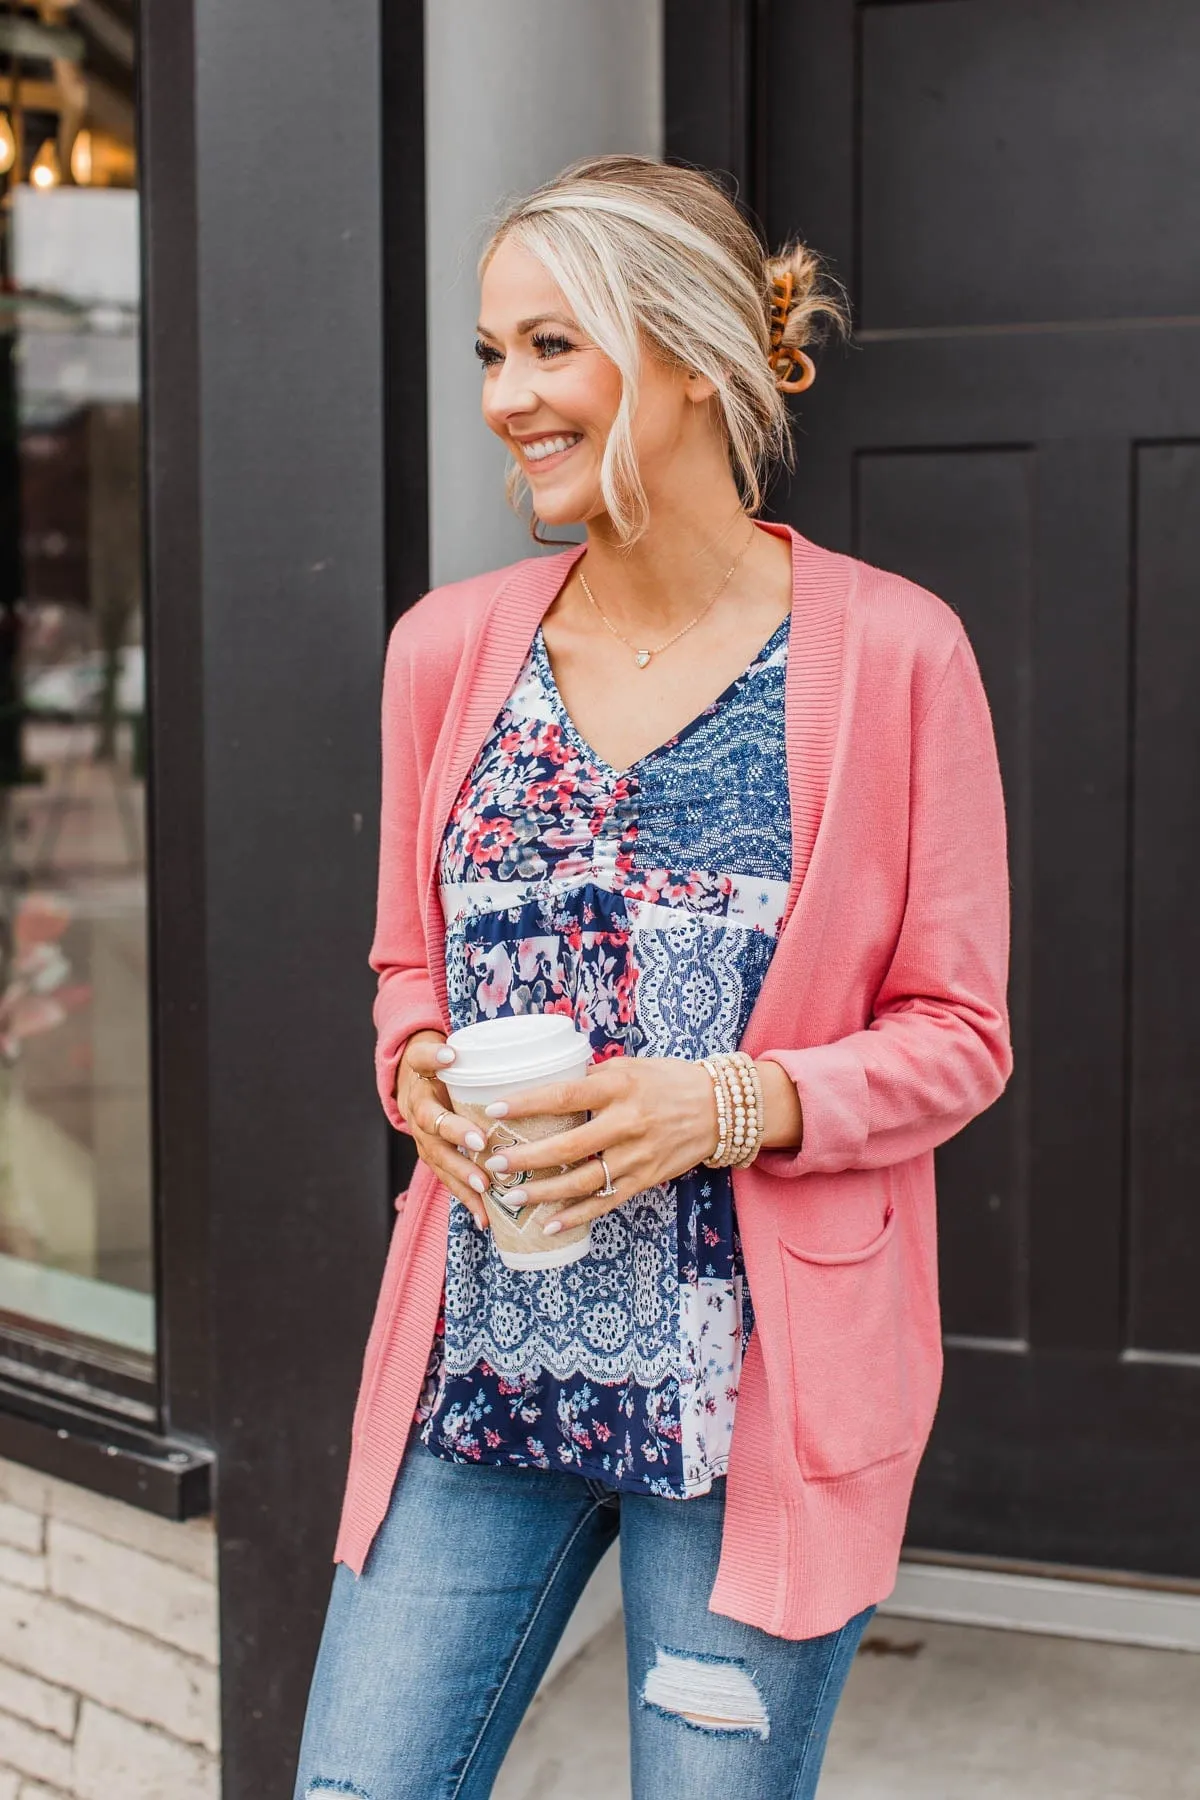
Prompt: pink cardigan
<box><xmin>333</xmin><ymin>521</ymin><xmax>1012</xmax><ymax>1640</ymax></box>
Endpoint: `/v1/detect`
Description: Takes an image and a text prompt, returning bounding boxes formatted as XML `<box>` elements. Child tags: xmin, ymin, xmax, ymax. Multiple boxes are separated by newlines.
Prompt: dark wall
<box><xmin>143</xmin><ymin>2</ymin><xmax>427</xmax><ymax>1793</ymax></box>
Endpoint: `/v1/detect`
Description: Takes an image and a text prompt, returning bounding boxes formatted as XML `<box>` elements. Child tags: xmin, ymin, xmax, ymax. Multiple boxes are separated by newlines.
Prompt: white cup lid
<box><xmin>443</xmin><ymin>1014</ymin><xmax>592</xmax><ymax>1089</ymax></box>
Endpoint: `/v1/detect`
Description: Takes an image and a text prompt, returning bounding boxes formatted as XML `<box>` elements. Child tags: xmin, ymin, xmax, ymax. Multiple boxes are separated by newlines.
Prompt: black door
<box><xmin>671</xmin><ymin>0</ymin><xmax>1200</xmax><ymax>1576</ymax></box>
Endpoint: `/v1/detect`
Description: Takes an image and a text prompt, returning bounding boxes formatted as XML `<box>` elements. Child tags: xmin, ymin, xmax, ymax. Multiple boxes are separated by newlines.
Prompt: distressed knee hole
<box><xmin>305</xmin><ymin>1783</ymin><xmax>372</xmax><ymax>1799</ymax></box>
<box><xmin>640</xmin><ymin>1646</ymin><xmax>770</xmax><ymax>1741</ymax></box>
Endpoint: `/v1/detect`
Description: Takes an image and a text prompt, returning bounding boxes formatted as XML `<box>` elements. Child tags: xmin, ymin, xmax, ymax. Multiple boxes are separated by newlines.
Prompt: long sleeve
<box><xmin>756</xmin><ymin>632</ymin><xmax>1012</xmax><ymax>1177</ymax></box>
<box><xmin>370</xmin><ymin>619</ymin><xmax>445</xmax><ymax>1131</ymax></box>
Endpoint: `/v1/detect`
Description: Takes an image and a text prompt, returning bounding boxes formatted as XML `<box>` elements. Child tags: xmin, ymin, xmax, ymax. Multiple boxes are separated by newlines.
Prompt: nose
<box><xmin>483</xmin><ymin>355</ymin><xmax>539</xmax><ymax>429</ymax></box>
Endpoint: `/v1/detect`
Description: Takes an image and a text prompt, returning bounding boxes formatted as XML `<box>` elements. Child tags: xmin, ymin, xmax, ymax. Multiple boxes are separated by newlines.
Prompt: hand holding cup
<box><xmin>439</xmin><ymin>1017</ymin><xmax>595</xmax><ymax>1268</ymax></box>
<box><xmin>478</xmin><ymin>1052</ymin><xmax>721</xmax><ymax>1235</ymax></box>
<box><xmin>396</xmin><ymin>1030</ymin><xmax>491</xmax><ymax>1230</ymax></box>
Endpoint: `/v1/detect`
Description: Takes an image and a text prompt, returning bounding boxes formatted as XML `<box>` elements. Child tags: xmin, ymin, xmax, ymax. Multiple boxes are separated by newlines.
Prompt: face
<box><xmin>476</xmin><ymin>235</ymin><xmax>714</xmax><ymax>528</ymax></box>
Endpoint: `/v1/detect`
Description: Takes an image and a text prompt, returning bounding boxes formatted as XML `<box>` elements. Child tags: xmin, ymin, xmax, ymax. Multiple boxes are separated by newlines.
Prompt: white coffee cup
<box><xmin>442</xmin><ymin>1015</ymin><xmax>594</xmax><ymax>1269</ymax></box>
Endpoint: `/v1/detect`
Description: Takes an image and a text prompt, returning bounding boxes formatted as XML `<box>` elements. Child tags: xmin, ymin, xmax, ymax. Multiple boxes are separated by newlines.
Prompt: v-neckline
<box><xmin>531</xmin><ymin>615</ymin><xmax>791</xmax><ymax>780</ymax></box>
<box><xmin>421</xmin><ymin>521</ymin><xmax>852</xmax><ymax>1032</ymax></box>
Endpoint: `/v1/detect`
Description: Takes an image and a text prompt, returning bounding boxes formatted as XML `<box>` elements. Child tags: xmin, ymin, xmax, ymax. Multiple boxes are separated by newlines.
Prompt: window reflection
<box><xmin>0</xmin><ymin>1</ymin><xmax>151</xmax><ymax>1367</ymax></box>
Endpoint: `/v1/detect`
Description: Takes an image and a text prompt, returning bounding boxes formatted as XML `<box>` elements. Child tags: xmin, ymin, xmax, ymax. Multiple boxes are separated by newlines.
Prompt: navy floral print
<box><xmin>418</xmin><ymin>617</ymin><xmax>791</xmax><ymax>1497</ymax></box>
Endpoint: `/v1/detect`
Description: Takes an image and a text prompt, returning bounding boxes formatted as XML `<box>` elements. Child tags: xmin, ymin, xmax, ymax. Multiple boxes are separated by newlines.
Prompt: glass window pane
<box><xmin>0</xmin><ymin>3</ymin><xmax>151</xmax><ymax>1366</ymax></box>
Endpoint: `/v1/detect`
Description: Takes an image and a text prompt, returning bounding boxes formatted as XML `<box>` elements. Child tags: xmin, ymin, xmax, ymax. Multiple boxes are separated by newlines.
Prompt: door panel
<box><xmin>735</xmin><ymin>0</ymin><xmax>1200</xmax><ymax>1571</ymax></box>
<box><xmin>859</xmin><ymin>0</ymin><xmax>1200</xmax><ymax>329</ymax></box>
<box><xmin>1129</xmin><ymin>443</ymin><xmax>1200</xmax><ymax>1357</ymax></box>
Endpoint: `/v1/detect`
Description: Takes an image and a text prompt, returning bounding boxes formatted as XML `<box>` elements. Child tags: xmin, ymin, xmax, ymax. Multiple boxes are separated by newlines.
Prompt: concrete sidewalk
<box><xmin>495</xmin><ymin>1614</ymin><xmax>1200</xmax><ymax>1799</ymax></box>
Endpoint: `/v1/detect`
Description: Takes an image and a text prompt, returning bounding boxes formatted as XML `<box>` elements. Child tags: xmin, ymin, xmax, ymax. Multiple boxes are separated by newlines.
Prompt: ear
<box><xmin>683</xmin><ymin>367</ymin><xmax>719</xmax><ymax>406</ymax></box>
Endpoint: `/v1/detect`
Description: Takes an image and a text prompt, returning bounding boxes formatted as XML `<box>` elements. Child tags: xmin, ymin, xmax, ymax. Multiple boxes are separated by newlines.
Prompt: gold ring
<box><xmin>432</xmin><ymin>1108</ymin><xmax>452</xmax><ymax>1136</ymax></box>
<box><xmin>595</xmin><ymin>1155</ymin><xmax>617</xmax><ymax>1198</ymax></box>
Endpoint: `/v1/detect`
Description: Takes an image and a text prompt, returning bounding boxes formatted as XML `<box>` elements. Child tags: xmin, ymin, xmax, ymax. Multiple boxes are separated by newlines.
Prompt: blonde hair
<box><xmin>480</xmin><ymin>154</ymin><xmax>850</xmax><ymax>545</ymax></box>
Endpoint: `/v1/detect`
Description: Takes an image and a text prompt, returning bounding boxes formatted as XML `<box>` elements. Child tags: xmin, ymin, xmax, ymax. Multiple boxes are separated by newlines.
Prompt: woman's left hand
<box><xmin>477</xmin><ymin>1055</ymin><xmax>720</xmax><ymax>1235</ymax></box>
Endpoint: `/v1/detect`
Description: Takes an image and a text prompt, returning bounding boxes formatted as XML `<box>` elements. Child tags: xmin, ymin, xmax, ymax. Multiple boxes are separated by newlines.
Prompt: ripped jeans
<box><xmin>294</xmin><ymin>1439</ymin><xmax>873</xmax><ymax>1800</ymax></box>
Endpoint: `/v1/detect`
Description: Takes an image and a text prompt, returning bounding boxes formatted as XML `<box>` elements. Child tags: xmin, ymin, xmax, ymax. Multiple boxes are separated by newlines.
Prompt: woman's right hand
<box><xmin>397</xmin><ymin>1031</ymin><xmax>490</xmax><ymax>1231</ymax></box>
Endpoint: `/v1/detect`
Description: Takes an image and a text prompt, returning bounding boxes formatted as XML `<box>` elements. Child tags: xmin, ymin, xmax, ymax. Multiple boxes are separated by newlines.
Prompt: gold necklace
<box><xmin>577</xmin><ymin>524</ymin><xmax>756</xmax><ymax>669</ymax></box>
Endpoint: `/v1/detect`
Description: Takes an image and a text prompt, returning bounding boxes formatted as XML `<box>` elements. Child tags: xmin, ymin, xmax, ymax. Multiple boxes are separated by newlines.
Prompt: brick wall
<box><xmin>0</xmin><ymin>1456</ymin><xmax>219</xmax><ymax>1800</ymax></box>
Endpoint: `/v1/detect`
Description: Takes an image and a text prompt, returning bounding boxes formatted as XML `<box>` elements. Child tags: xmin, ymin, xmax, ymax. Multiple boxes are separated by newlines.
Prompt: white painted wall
<box><xmin>424</xmin><ymin>0</ymin><xmax>663</xmax><ymax>587</ymax></box>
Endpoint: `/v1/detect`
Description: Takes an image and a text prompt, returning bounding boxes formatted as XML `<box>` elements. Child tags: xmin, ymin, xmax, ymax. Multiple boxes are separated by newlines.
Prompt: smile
<box><xmin>519</xmin><ymin>433</ymin><xmax>583</xmax><ymax>467</ymax></box>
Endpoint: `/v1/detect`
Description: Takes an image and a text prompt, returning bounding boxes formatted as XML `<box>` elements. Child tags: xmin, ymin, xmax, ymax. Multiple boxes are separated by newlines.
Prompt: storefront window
<box><xmin>0</xmin><ymin>2</ymin><xmax>151</xmax><ymax>1376</ymax></box>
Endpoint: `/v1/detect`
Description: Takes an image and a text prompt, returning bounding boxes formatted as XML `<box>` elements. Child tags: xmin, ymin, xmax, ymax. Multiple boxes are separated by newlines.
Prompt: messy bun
<box><xmin>764</xmin><ymin>242</ymin><xmax>846</xmax><ymax>393</ymax></box>
<box><xmin>481</xmin><ymin>154</ymin><xmax>850</xmax><ymax>545</ymax></box>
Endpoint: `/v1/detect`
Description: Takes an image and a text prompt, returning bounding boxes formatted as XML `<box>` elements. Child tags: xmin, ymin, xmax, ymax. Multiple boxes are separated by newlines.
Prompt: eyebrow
<box><xmin>474</xmin><ymin>312</ymin><xmax>580</xmax><ymax>338</ymax></box>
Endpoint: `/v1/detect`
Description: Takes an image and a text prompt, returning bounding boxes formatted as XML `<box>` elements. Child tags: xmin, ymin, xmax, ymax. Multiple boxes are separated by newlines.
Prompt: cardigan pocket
<box><xmin>778</xmin><ymin>1204</ymin><xmax>914</xmax><ymax>1480</ymax></box>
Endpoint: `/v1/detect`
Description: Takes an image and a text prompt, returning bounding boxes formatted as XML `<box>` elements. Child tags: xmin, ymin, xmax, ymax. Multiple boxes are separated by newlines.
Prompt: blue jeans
<box><xmin>295</xmin><ymin>1440</ymin><xmax>872</xmax><ymax>1799</ymax></box>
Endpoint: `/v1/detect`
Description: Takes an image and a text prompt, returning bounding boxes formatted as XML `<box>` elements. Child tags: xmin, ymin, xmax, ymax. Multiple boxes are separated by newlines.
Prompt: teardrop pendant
<box><xmin>635</xmin><ymin>649</ymin><xmax>652</xmax><ymax>668</ymax></box>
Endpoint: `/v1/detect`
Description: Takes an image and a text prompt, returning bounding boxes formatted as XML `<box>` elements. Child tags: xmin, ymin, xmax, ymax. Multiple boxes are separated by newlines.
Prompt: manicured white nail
<box><xmin>468</xmin><ymin>1173</ymin><xmax>486</xmax><ymax>1193</ymax></box>
<box><xmin>484</xmin><ymin>1154</ymin><xmax>508</xmax><ymax>1173</ymax></box>
<box><xmin>484</xmin><ymin>1100</ymin><xmax>509</xmax><ymax>1118</ymax></box>
<box><xmin>464</xmin><ymin>1130</ymin><xmax>485</xmax><ymax>1152</ymax></box>
<box><xmin>542</xmin><ymin>1218</ymin><xmax>562</xmax><ymax>1235</ymax></box>
<box><xmin>436</xmin><ymin>1047</ymin><xmax>456</xmax><ymax>1064</ymax></box>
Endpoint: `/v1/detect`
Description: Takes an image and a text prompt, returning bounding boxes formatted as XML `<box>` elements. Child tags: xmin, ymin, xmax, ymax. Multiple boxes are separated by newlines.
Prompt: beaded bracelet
<box><xmin>728</xmin><ymin>1050</ymin><xmax>764</xmax><ymax>1168</ymax></box>
<box><xmin>700</xmin><ymin>1059</ymin><xmax>724</xmax><ymax>1165</ymax></box>
<box><xmin>713</xmin><ymin>1054</ymin><xmax>755</xmax><ymax>1167</ymax></box>
<box><xmin>702</xmin><ymin>1057</ymin><xmax>731</xmax><ymax>1164</ymax></box>
<box><xmin>702</xmin><ymin>1052</ymin><xmax>766</xmax><ymax>1169</ymax></box>
<box><xmin>720</xmin><ymin>1056</ymin><xmax>747</xmax><ymax>1164</ymax></box>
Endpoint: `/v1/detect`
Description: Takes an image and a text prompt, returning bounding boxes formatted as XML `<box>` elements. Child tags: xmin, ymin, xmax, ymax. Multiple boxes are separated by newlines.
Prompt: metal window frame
<box><xmin>0</xmin><ymin>0</ymin><xmax>207</xmax><ymax>1508</ymax></box>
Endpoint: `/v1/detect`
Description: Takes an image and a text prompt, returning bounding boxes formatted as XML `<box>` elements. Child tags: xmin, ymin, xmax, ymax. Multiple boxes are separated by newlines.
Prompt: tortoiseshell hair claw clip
<box><xmin>767</xmin><ymin>271</ymin><xmax>817</xmax><ymax>394</ymax></box>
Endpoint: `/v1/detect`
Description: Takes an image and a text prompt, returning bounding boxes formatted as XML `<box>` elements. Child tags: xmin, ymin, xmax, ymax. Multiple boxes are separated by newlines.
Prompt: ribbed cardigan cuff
<box><xmin>374</xmin><ymin>979</ymin><xmax>445</xmax><ymax>1131</ymax></box>
<box><xmin>755</xmin><ymin>1041</ymin><xmax>870</xmax><ymax>1178</ymax></box>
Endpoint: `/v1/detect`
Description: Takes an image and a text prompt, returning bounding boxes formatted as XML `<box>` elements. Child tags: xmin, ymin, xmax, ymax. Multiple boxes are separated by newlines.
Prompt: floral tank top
<box><xmin>417</xmin><ymin>616</ymin><xmax>791</xmax><ymax>1498</ymax></box>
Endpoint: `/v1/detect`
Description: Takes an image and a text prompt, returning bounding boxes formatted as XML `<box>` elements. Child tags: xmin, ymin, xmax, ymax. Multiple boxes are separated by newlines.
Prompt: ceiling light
<box><xmin>30</xmin><ymin>139</ymin><xmax>62</xmax><ymax>190</ymax></box>
<box><xmin>70</xmin><ymin>128</ymin><xmax>92</xmax><ymax>186</ymax></box>
<box><xmin>0</xmin><ymin>112</ymin><xmax>15</xmax><ymax>177</ymax></box>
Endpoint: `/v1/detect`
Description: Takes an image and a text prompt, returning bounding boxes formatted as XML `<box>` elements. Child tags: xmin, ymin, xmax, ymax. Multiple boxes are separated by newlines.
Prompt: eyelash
<box><xmin>474</xmin><ymin>331</ymin><xmax>575</xmax><ymax>369</ymax></box>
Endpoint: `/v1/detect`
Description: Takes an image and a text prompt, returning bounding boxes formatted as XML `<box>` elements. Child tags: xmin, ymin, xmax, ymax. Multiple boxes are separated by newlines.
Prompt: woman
<box><xmin>295</xmin><ymin>155</ymin><xmax>1011</xmax><ymax>1799</ymax></box>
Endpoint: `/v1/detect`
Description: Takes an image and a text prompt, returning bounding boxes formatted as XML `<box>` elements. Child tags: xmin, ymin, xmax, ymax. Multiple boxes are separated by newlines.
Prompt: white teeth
<box><xmin>523</xmin><ymin>434</ymin><xmax>582</xmax><ymax>462</ymax></box>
